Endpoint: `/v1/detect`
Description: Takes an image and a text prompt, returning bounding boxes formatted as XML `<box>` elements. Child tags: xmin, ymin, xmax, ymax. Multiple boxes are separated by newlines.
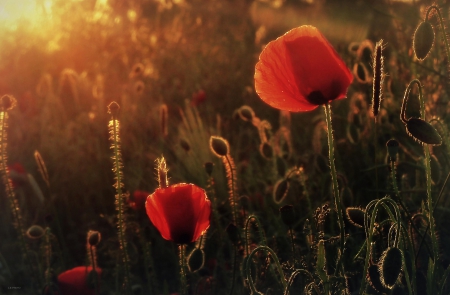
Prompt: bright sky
<box><xmin>0</xmin><ymin>0</ymin><xmax>51</xmax><ymax>27</ymax></box>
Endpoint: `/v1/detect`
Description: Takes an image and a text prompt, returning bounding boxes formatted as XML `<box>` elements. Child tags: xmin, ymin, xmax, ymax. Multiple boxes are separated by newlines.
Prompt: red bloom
<box><xmin>57</xmin><ymin>266</ymin><xmax>101</xmax><ymax>295</ymax></box>
<box><xmin>146</xmin><ymin>183</ymin><xmax>211</xmax><ymax>244</ymax></box>
<box><xmin>255</xmin><ymin>25</ymin><xmax>353</xmax><ymax>112</ymax></box>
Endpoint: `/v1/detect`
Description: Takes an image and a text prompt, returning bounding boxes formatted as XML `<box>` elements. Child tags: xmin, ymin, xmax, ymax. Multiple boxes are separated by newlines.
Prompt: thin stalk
<box><xmin>245</xmin><ymin>245</ymin><xmax>287</xmax><ymax>294</ymax></box>
<box><xmin>109</xmin><ymin>115</ymin><xmax>131</xmax><ymax>294</ymax></box>
<box><xmin>179</xmin><ymin>244</ymin><xmax>187</xmax><ymax>295</ymax></box>
<box><xmin>426</xmin><ymin>5</ymin><xmax>450</xmax><ymax>69</ymax></box>
<box><xmin>90</xmin><ymin>245</ymin><xmax>100</xmax><ymax>295</ymax></box>
<box><xmin>323</xmin><ymin>103</ymin><xmax>345</xmax><ymax>276</ymax></box>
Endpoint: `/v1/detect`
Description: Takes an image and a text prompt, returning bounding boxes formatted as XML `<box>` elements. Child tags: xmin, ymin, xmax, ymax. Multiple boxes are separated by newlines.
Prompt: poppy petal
<box><xmin>255</xmin><ymin>25</ymin><xmax>353</xmax><ymax>112</ymax></box>
<box><xmin>146</xmin><ymin>191</ymin><xmax>172</xmax><ymax>241</ymax></box>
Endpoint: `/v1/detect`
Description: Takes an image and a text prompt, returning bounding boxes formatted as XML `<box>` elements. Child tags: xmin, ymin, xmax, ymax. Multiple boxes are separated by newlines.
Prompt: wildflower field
<box><xmin>1</xmin><ymin>0</ymin><xmax>450</xmax><ymax>294</ymax></box>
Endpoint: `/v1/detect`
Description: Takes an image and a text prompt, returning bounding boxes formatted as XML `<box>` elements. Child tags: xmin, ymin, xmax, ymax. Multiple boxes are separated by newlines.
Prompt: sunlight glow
<box><xmin>0</xmin><ymin>0</ymin><xmax>52</xmax><ymax>28</ymax></box>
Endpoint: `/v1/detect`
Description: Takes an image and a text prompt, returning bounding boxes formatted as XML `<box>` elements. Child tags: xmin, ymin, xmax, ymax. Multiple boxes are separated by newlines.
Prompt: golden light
<box><xmin>0</xmin><ymin>0</ymin><xmax>52</xmax><ymax>28</ymax></box>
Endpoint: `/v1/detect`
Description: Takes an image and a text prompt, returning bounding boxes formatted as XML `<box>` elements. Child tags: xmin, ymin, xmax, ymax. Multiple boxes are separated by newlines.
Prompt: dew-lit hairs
<box><xmin>107</xmin><ymin>101</ymin><xmax>131</xmax><ymax>294</ymax></box>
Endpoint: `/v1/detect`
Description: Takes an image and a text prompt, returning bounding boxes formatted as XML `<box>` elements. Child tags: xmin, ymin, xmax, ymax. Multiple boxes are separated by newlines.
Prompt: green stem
<box><xmin>323</xmin><ymin>103</ymin><xmax>345</xmax><ymax>276</ymax></box>
<box><xmin>111</xmin><ymin>117</ymin><xmax>131</xmax><ymax>294</ymax></box>
<box><xmin>245</xmin><ymin>245</ymin><xmax>287</xmax><ymax>294</ymax></box>
<box><xmin>224</xmin><ymin>155</ymin><xmax>237</xmax><ymax>225</ymax></box>
<box><xmin>179</xmin><ymin>244</ymin><xmax>187</xmax><ymax>295</ymax></box>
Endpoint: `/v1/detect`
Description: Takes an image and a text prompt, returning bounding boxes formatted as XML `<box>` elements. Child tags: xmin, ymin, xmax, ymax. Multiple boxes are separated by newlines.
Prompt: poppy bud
<box><xmin>279</xmin><ymin>205</ymin><xmax>296</xmax><ymax>227</ymax></box>
<box><xmin>386</xmin><ymin>139</ymin><xmax>399</xmax><ymax>160</ymax></box>
<box><xmin>88</xmin><ymin>230</ymin><xmax>101</xmax><ymax>246</ymax></box>
<box><xmin>226</xmin><ymin>223</ymin><xmax>241</xmax><ymax>246</ymax></box>
<box><xmin>379</xmin><ymin>247</ymin><xmax>403</xmax><ymax>289</ymax></box>
<box><xmin>107</xmin><ymin>101</ymin><xmax>120</xmax><ymax>116</ymax></box>
<box><xmin>26</xmin><ymin>225</ymin><xmax>45</xmax><ymax>239</ymax></box>
<box><xmin>187</xmin><ymin>247</ymin><xmax>205</xmax><ymax>272</ymax></box>
<box><xmin>210</xmin><ymin>136</ymin><xmax>229</xmax><ymax>157</ymax></box>
<box><xmin>413</xmin><ymin>21</ymin><xmax>434</xmax><ymax>61</ymax></box>
<box><xmin>237</xmin><ymin>105</ymin><xmax>255</xmax><ymax>122</ymax></box>
<box><xmin>368</xmin><ymin>264</ymin><xmax>386</xmax><ymax>293</ymax></box>
<box><xmin>345</xmin><ymin>207</ymin><xmax>365</xmax><ymax>228</ymax></box>
<box><xmin>204</xmin><ymin>162</ymin><xmax>214</xmax><ymax>176</ymax></box>
<box><xmin>1</xmin><ymin>95</ymin><xmax>16</xmax><ymax>111</ymax></box>
<box><xmin>353</xmin><ymin>62</ymin><xmax>370</xmax><ymax>84</ymax></box>
<box><xmin>180</xmin><ymin>139</ymin><xmax>191</xmax><ymax>152</ymax></box>
<box><xmin>405</xmin><ymin>118</ymin><xmax>442</xmax><ymax>145</ymax></box>
<box><xmin>273</xmin><ymin>179</ymin><xmax>289</xmax><ymax>204</ymax></box>
<box><xmin>259</xmin><ymin>142</ymin><xmax>273</xmax><ymax>159</ymax></box>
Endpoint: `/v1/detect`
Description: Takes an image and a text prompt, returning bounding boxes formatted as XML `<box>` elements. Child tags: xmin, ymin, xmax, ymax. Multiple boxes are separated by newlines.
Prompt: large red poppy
<box><xmin>146</xmin><ymin>183</ymin><xmax>211</xmax><ymax>244</ymax></box>
<box><xmin>255</xmin><ymin>25</ymin><xmax>353</xmax><ymax>112</ymax></box>
<box><xmin>57</xmin><ymin>266</ymin><xmax>101</xmax><ymax>295</ymax></box>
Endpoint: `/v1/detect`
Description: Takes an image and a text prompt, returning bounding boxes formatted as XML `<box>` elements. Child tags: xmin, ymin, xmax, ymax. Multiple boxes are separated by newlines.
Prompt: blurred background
<box><xmin>1</xmin><ymin>0</ymin><xmax>449</xmax><ymax>293</ymax></box>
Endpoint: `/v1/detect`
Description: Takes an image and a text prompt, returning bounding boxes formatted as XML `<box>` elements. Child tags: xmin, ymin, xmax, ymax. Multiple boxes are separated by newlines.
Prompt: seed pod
<box><xmin>345</xmin><ymin>207</ymin><xmax>365</xmax><ymax>228</ymax></box>
<box><xmin>379</xmin><ymin>247</ymin><xmax>403</xmax><ymax>289</ymax></box>
<box><xmin>386</xmin><ymin>139</ymin><xmax>399</xmax><ymax>160</ymax></box>
<box><xmin>187</xmin><ymin>247</ymin><xmax>205</xmax><ymax>272</ymax></box>
<box><xmin>367</xmin><ymin>264</ymin><xmax>386</xmax><ymax>293</ymax></box>
<box><xmin>413</xmin><ymin>21</ymin><xmax>434</xmax><ymax>61</ymax></box>
<box><xmin>273</xmin><ymin>179</ymin><xmax>289</xmax><ymax>204</ymax></box>
<box><xmin>353</xmin><ymin>62</ymin><xmax>370</xmax><ymax>84</ymax></box>
<box><xmin>180</xmin><ymin>139</ymin><xmax>191</xmax><ymax>152</ymax></box>
<box><xmin>107</xmin><ymin>101</ymin><xmax>120</xmax><ymax>116</ymax></box>
<box><xmin>26</xmin><ymin>225</ymin><xmax>45</xmax><ymax>239</ymax></box>
<box><xmin>210</xmin><ymin>136</ymin><xmax>229</xmax><ymax>157</ymax></box>
<box><xmin>1</xmin><ymin>95</ymin><xmax>16</xmax><ymax>111</ymax></box>
<box><xmin>279</xmin><ymin>205</ymin><xmax>296</xmax><ymax>226</ymax></box>
<box><xmin>405</xmin><ymin>118</ymin><xmax>442</xmax><ymax>145</ymax></box>
<box><xmin>88</xmin><ymin>230</ymin><xmax>101</xmax><ymax>246</ymax></box>
<box><xmin>204</xmin><ymin>162</ymin><xmax>214</xmax><ymax>176</ymax></box>
<box><xmin>237</xmin><ymin>105</ymin><xmax>255</xmax><ymax>122</ymax></box>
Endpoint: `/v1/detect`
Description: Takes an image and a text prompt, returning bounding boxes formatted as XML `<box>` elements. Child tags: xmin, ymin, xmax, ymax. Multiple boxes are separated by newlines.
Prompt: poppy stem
<box><xmin>426</xmin><ymin>5</ymin><xmax>450</xmax><ymax>72</ymax></box>
<box><xmin>179</xmin><ymin>244</ymin><xmax>187</xmax><ymax>295</ymax></box>
<box><xmin>323</xmin><ymin>103</ymin><xmax>345</xmax><ymax>276</ymax></box>
<box><xmin>108</xmin><ymin>105</ymin><xmax>132</xmax><ymax>295</ymax></box>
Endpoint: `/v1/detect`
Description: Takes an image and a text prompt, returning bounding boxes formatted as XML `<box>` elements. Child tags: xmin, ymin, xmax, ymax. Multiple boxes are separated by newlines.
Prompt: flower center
<box><xmin>306</xmin><ymin>90</ymin><xmax>329</xmax><ymax>106</ymax></box>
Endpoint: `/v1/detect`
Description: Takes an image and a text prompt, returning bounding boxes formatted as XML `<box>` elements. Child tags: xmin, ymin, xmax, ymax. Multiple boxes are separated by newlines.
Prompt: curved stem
<box><xmin>426</xmin><ymin>5</ymin><xmax>450</xmax><ymax>68</ymax></box>
<box><xmin>244</xmin><ymin>215</ymin><xmax>267</xmax><ymax>256</ymax></box>
<box><xmin>323</xmin><ymin>103</ymin><xmax>345</xmax><ymax>276</ymax></box>
<box><xmin>245</xmin><ymin>245</ymin><xmax>287</xmax><ymax>294</ymax></box>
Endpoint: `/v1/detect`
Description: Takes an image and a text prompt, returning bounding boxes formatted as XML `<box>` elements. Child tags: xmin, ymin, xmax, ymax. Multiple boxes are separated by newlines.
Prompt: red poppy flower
<box><xmin>57</xmin><ymin>266</ymin><xmax>101</xmax><ymax>295</ymax></box>
<box><xmin>145</xmin><ymin>183</ymin><xmax>211</xmax><ymax>244</ymax></box>
<box><xmin>255</xmin><ymin>25</ymin><xmax>353</xmax><ymax>112</ymax></box>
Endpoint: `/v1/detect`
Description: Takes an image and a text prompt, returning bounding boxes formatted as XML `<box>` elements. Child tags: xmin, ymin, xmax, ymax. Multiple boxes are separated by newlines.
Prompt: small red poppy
<box><xmin>57</xmin><ymin>266</ymin><xmax>101</xmax><ymax>295</ymax></box>
<box><xmin>255</xmin><ymin>25</ymin><xmax>353</xmax><ymax>112</ymax></box>
<box><xmin>145</xmin><ymin>183</ymin><xmax>211</xmax><ymax>244</ymax></box>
